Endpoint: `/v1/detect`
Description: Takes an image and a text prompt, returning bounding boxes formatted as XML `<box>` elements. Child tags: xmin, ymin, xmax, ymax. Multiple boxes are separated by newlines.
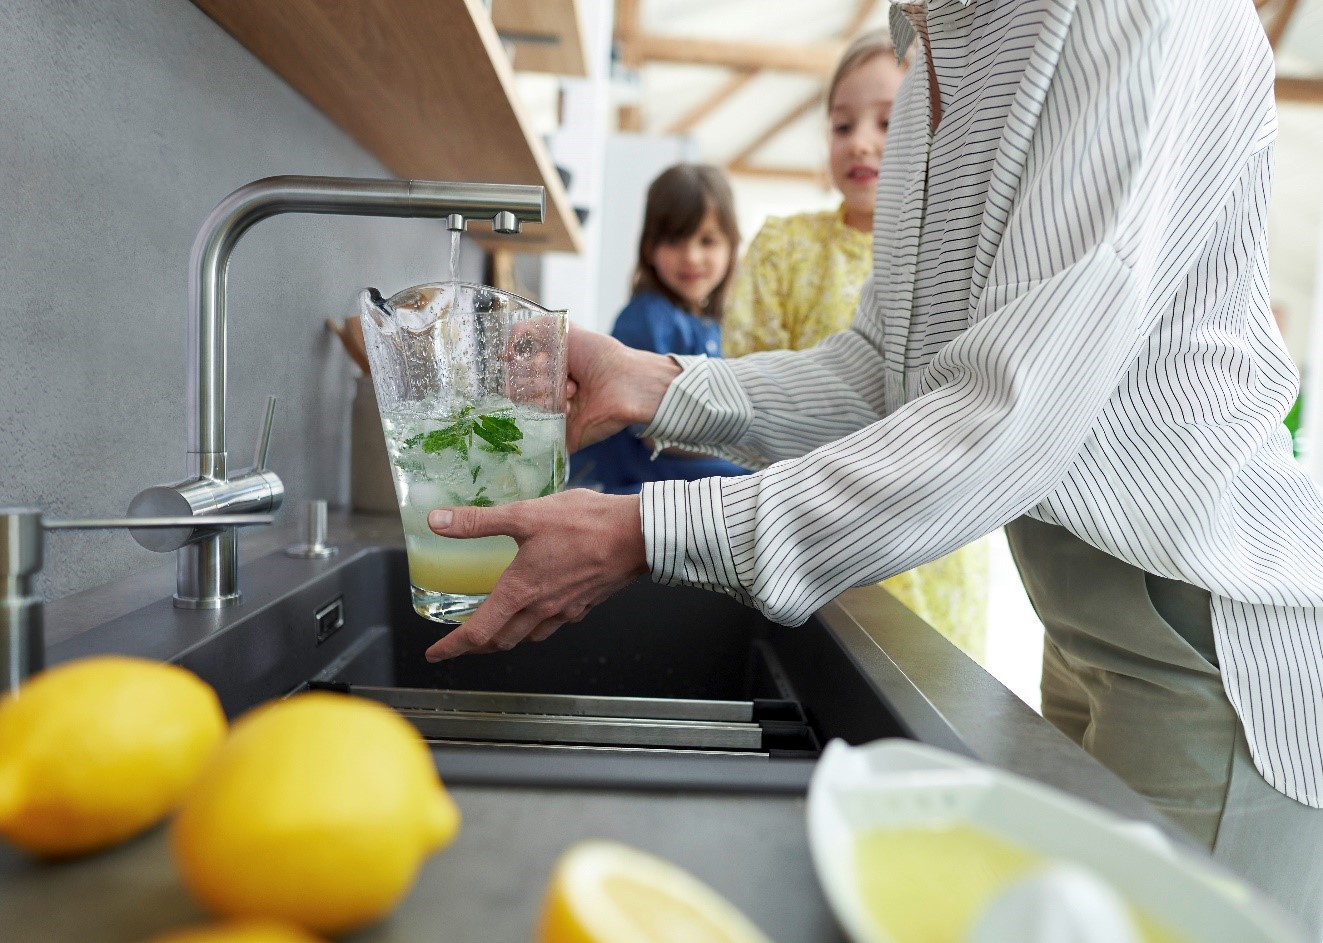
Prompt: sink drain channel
<box><xmin>397</xmin><ymin>708</ymin><xmax>762</xmax><ymax>750</ymax></box>
<box><xmin>313</xmin><ymin>684</ymin><xmax>768</xmax><ymax>751</ymax></box>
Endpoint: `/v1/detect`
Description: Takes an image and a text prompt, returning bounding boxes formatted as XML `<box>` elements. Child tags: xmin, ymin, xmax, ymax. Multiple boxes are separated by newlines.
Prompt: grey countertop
<box><xmin>0</xmin><ymin>511</ymin><xmax>1185</xmax><ymax>942</ymax></box>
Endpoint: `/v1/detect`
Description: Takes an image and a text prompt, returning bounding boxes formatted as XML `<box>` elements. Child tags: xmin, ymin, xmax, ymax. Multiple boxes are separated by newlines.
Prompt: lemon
<box><xmin>0</xmin><ymin>655</ymin><xmax>226</xmax><ymax>858</ymax></box>
<box><xmin>537</xmin><ymin>840</ymin><xmax>775</xmax><ymax>943</ymax></box>
<box><xmin>144</xmin><ymin>919</ymin><xmax>325</xmax><ymax>943</ymax></box>
<box><xmin>171</xmin><ymin>692</ymin><xmax>460</xmax><ymax>936</ymax></box>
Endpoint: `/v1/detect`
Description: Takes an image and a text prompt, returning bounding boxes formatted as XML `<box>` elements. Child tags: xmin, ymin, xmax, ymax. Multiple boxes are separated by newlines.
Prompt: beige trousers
<box><xmin>1005</xmin><ymin>516</ymin><xmax>1323</xmax><ymax>940</ymax></box>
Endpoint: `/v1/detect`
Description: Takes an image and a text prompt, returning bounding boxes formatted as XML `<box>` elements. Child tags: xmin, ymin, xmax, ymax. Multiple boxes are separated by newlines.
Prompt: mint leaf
<box><xmin>481</xmin><ymin>413</ymin><xmax>521</xmax><ymax>436</ymax></box>
<box><xmin>470</xmin><ymin>465</ymin><xmax>481</xmax><ymax>483</ymax></box>
<box><xmin>539</xmin><ymin>448</ymin><xmax>565</xmax><ymax>497</ymax></box>
<box><xmin>467</xmin><ymin>485</ymin><xmax>494</xmax><ymax>507</ymax></box>
<box><xmin>422</xmin><ymin>426</ymin><xmax>470</xmax><ymax>459</ymax></box>
<box><xmin>403</xmin><ymin>408</ymin><xmax>519</xmax><ymax>462</ymax></box>
<box><xmin>474</xmin><ymin>414</ymin><xmax>523</xmax><ymax>456</ymax></box>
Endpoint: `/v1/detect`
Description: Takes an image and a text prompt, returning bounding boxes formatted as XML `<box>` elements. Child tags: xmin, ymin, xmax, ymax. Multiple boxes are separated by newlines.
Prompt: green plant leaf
<box><xmin>474</xmin><ymin>413</ymin><xmax>523</xmax><ymax>448</ymax></box>
<box><xmin>539</xmin><ymin>448</ymin><xmax>565</xmax><ymax>497</ymax></box>
<box><xmin>422</xmin><ymin>426</ymin><xmax>470</xmax><ymax>458</ymax></box>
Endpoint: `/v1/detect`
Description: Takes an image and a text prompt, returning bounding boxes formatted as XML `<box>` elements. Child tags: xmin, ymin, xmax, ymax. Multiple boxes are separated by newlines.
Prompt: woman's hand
<box><xmin>567</xmin><ymin>326</ymin><xmax>681</xmax><ymax>451</ymax></box>
<box><xmin>422</xmin><ymin>489</ymin><xmax>649</xmax><ymax>661</ymax></box>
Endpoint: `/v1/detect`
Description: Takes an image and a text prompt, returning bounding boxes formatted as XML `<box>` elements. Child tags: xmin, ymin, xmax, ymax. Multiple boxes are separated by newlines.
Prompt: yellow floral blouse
<box><xmin>724</xmin><ymin>205</ymin><xmax>989</xmax><ymax>662</ymax></box>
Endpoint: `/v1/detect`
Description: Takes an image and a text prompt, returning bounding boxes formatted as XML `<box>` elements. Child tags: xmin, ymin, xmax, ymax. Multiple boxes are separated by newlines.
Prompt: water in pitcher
<box><xmin>382</xmin><ymin>398</ymin><xmax>565</xmax><ymax>617</ymax></box>
<box><xmin>359</xmin><ymin>280</ymin><xmax>569</xmax><ymax>624</ymax></box>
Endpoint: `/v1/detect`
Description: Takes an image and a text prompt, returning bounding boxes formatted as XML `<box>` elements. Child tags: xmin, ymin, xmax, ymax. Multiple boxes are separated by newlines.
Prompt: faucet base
<box><xmin>173</xmin><ymin>592</ymin><xmax>241</xmax><ymax>610</ymax></box>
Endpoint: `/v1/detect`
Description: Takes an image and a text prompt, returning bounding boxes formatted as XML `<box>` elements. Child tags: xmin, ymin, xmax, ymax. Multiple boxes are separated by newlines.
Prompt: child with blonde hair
<box><xmin>724</xmin><ymin>31</ymin><xmax>988</xmax><ymax>660</ymax></box>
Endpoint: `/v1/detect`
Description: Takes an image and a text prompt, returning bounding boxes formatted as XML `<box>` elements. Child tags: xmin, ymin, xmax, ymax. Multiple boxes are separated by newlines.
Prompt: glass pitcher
<box><xmin>358</xmin><ymin>281</ymin><xmax>568</xmax><ymax>624</ymax></box>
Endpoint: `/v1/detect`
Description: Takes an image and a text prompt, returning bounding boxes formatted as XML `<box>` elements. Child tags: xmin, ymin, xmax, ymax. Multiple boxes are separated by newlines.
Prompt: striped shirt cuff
<box><xmin>640</xmin><ymin>477</ymin><xmax>755</xmax><ymax>608</ymax></box>
<box><xmin>641</xmin><ymin>355</ymin><xmax>754</xmax><ymax>451</ymax></box>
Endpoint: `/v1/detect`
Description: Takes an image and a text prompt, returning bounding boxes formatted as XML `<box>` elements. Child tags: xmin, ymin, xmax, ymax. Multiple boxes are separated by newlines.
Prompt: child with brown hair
<box><xmin>570</xmin><ymin>163</ymin><xmax>750</xmax><ymax>494</ymax></box>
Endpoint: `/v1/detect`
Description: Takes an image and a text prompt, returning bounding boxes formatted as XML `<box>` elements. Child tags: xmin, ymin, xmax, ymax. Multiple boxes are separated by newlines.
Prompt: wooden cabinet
<box><xmin>194</xmin><ymin>0</ymin><xmax>585</xmax><ymax>253</ymax></box>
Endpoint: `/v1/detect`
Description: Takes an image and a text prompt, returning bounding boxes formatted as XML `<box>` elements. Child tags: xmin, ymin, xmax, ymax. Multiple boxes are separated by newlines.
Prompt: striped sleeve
<box><xmin>641</xmin><ymin>4</ymin><xmax>1254</xmax><ymax>626</ymax></box>
<box><xmin>644</xmin><ymin>293</ymin><xmax>890</xmax><ymax>470</ymax></box>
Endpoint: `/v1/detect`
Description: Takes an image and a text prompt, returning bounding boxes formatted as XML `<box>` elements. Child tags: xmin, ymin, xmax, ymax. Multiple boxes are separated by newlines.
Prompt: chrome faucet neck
<box><xmin>141</xmin><ymin>175</ymin><xmax>547</xmax><ymax>609</ymax></box>
<box><xmin>187</xmin><ymin>175</ymin><xmax>545</xmax><ymax>464</ymax></box>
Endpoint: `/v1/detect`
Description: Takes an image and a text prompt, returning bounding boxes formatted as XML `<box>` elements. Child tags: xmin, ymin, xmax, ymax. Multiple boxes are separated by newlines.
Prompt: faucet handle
<box><xmin>128</xmin><ymin>396</ymin><xmax>284</xmax><ymax>554</ymax></box>
<box><xmin>252</xmin><ymin>395</ymin><xmax>276</xmax><ymax>472</ymax></box>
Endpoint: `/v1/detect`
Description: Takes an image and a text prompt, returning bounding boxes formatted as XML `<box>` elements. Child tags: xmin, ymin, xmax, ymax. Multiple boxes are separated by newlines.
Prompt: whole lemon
<box><xmin>144</xmin><ymin>919</ymin><xmax>325</xmax><ymax>943</ymax></box>
<box><xmin>0</xmin><ymin>655</ymin><xmax>226</xmax><ymax>858</ymax></box>
<box><xmin>170</xmin><ymin>692</ymin><xmax>460</xmax><ymax>936</ymax></box>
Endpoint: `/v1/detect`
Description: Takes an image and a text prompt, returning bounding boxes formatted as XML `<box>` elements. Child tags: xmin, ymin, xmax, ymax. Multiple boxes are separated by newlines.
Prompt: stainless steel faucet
<box><xmin>128</xmin><ymin>175</ymin><xmax>546</xmax><ymax>610</ymax></box>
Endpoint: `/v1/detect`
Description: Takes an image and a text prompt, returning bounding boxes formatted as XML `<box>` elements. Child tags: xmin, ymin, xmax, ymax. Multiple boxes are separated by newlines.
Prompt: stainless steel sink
<box><xmin>46</xmin><ymin>542</ymin><xmax>971</xmax><ymax>793</ymax></box>
<box><xmin>11</xmin><ymin>521</ymin><xmax>1194</xmax><ymax>943</ymax></box>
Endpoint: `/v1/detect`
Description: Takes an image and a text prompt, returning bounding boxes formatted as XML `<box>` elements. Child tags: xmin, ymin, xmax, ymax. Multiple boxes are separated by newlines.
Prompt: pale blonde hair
<box><xmin>826</xmin><ymin>29</ymin><xmax>899</xmax><ymax>112</ymax></box>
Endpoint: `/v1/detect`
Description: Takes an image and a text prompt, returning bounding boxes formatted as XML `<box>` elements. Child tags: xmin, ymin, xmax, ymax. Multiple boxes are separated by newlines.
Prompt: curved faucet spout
<box><xmin>147</xmin><ymin>174</ymin><xmax>545</xmax><ymax>609</ymax></box>
<box><xmin>188</xmin><ymin>175</ymin><xmax>545</xmax><ymax>473</ymax></box>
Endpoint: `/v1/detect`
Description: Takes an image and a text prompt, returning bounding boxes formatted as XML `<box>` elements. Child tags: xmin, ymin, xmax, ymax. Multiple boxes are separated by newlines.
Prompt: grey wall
<box><xmin>0</xmin><ymin>0</ymin><xmax>485</xmax><ymax>600</ymax></box>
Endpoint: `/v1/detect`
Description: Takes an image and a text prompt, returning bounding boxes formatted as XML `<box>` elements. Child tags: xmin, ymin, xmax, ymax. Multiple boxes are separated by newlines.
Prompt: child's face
<box><xmin>648</xmin><ymin>206</ymin><xmax>733</xmax><ymax>313</ymax></box>
<box><xmin>828</xmin><ymin>54</ymin><xmax>905</xmax><ymax>228</ymax></box>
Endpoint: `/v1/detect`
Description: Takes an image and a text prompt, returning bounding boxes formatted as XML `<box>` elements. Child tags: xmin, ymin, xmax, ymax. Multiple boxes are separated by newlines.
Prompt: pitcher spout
<box><xmin>358</xmin><ymin>287</ymin><xmax>394</xmax><ymax>331</ymax></box>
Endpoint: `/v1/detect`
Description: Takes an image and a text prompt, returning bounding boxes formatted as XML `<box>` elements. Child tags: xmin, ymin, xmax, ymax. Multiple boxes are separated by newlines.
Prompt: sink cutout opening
<box><xmin>305</xmin><ymin>582</ymin><xmax>824</xmax><ymax>758</ymax></box>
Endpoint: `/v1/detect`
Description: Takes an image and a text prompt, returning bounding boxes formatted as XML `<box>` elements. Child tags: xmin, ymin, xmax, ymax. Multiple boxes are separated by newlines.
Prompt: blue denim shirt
<box><xmin>569</xmin><ymin>292</ymin><xmax>749</xmax><ymax>495</ymax></box>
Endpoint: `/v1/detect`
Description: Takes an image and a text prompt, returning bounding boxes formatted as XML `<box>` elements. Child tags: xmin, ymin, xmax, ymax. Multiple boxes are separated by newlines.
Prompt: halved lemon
<box><xmin>536</xmin><ymin>840</ymin><xmax>775</xmax><ymax>943</ymax></box>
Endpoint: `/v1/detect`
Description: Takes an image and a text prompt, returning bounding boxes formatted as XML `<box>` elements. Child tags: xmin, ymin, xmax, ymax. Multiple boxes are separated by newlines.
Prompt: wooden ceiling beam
<box><xmin>843</xmin><ymin>0</ymin><xmax>883</xmax><ymax>38</ymax></box>
<box><xmin>1265</xmin><ymin>0</ymin><xmax>1301</xmax><ymax>49</ymax></box>
<box><xmin>1276</xmin><ymin>77</ymin><xmax>1323</xmax><ymax>105</ymax></box>
<box><xmin>618</xmin><ymin>104</ymin><xmax>645</xmax><ymax>131</ymax></box>
<box><xmin>661</xmin><ymin>2</ymin><xmax>875</xmax><ymax>138</ymax></box>
<box><xmin>728</xmin><ymin>161</ymin><xmax>829</xmax><ymax>185</ymax></box>
<box><xmin>716</xmin><ymin>1</ymin><xmax>877</xmax><ymax>178</ymax></box>
<box><xmin>614</xmin><ymin>0</ymin><xmax>640</xmax><ymax>67</ymax></box>
<box><xmin>664</xmin><ymin>69</ymin><xmax>757</xmax><ymax>135</ymax></box>
<box><xmin>727</xmin><ymin>91</ymin><xmax>822</xmax><ymax>168</ymax></box>
<box><xmin>634</xmin><ymin>35</ymin><xmax>842</xmax><ymax>75</ymax></box>
<box><xmin>614</xmin><ymin>0</ymin><xmax>641</xmax><ymax>131</ymax></box>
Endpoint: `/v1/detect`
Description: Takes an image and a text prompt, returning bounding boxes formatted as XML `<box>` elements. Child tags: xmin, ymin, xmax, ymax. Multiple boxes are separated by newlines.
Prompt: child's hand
<box><xmin>566</xmin><ymin>326</ymin><xmax>681</xmax><ymax>451</ymax></box>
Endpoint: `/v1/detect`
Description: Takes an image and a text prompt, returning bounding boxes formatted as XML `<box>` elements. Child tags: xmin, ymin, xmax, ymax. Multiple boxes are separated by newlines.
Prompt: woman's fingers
<box><xmin>528</xmin><ymin>623</ymin><xmax>562</xmax><ymax>643</ymax></box>
<box><xmin>428</xmin><ymin>504</ymin><xmax>529</xmax><ymax>542</ymax></box>
<box><xmin>421</xmin><ymin>490</ymin><xmax>647</xmax><ymax>662</ymax></box>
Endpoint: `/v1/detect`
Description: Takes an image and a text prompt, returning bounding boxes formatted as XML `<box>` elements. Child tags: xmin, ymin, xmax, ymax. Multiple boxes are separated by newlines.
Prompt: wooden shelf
<box><xmin>194</xmin><ymin>0</ymin><xmax>584</xmax><ymax>254</ymax></box>
<box><xmin>492</xmin><ymin>0</ymin><xmax>588</xmax><ymax>77</ymax></box>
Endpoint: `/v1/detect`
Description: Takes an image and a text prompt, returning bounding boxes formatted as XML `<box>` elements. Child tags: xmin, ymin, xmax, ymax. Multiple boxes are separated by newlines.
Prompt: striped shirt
<box><xmin>638</xmin><ymin>0</ymin><xmax>1323</xmax><ymax>808</ymax></box>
